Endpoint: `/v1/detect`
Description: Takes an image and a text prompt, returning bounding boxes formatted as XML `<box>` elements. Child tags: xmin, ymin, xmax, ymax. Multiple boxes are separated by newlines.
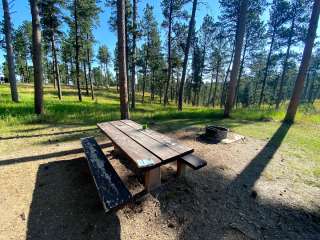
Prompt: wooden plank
<box><xmin>97</xmin><ymin>122</ymin><xmax>161</xmax><ymax>169</ymax></box>
<box><xmin>180</xmin><ymin>154</ymin><xmax>207</xmax><ymax>170</ymax></box>
<box><xmin>121</xmin><ymin>120</ymin><xmax>194</xmax><ymax>155</ymax></box>
<box><xmin>81</xmin><ymin>137</ymin><xmax>132</xmax><ymax>211</ymax></box>
<box><xmin>110</xmin><ymin>120</ymin><xmax>179</xmax><ymax>161</ymax></box>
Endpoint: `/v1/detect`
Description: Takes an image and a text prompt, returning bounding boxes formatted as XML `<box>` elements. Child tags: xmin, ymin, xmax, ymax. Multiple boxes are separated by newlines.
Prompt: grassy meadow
<box><xmin>0</xmin><ymin>83</ymin><xmax>319</xmax><ymax>182</ymax></box>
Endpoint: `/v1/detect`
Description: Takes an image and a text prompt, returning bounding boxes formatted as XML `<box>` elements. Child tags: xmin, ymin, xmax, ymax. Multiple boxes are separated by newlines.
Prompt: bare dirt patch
<box><xmin>0</xmin><ymin>125</ymin><xmax>319</xmax><ymax>240</ymax></box>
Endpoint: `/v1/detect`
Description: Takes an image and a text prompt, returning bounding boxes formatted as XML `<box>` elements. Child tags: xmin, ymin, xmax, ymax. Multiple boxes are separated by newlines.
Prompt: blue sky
<box><xmin>0</xmin><ymin>0</ymin><xmax>318</xmax><ymax>69</ymax></box>
<box><xmin>0</xmin><ymin>0</ymin><xmax>220</xmax><ymax>66</ymax></box>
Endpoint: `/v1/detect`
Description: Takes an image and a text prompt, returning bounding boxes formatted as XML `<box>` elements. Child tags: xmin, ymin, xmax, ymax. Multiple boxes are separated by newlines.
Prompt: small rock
<box><xmin>250</xmin><ymin>190</ymin><xmax>257</xmax><ymax>199</ymax></box>
<box><xmin>20</xmin><ymin>213</ymin><xmax>26</xmax><ymax>221</ymax></box>
<box><xmin>167</xmin><ymin>222</ymin><xmax>175</xmax><ymax>228</ymax></box>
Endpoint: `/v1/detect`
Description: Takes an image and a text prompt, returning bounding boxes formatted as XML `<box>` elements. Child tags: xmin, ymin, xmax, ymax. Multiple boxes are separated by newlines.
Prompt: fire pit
<box><xmin>198</xmin><ymin>125</ymin><xmax>229</xmax><ymax>143</ymax></box>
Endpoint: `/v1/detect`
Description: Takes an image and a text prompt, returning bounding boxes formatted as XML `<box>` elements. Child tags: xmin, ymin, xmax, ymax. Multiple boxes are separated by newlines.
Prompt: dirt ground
<box><xmin>0</xmin><ymin>125</ymin><xmax>319</xmax><ymax>240</ymax></box>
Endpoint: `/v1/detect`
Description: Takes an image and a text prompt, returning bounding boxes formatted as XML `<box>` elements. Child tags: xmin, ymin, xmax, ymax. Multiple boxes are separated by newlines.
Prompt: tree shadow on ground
<box><xmin>0</xmin><ymin>128</ymin><xmax>97</xmax><ymax>141</ymax></box>
<box><xmin>154</xmin><ymin>122</ymin><xmax>320</xmax><ymax>239</ymax></box>
<box><xmin>38</xmin><ymin>129</ymin><xmax>100</xmax><ymax>145</ymax></box>
<box><xmin>156</xmin><ymin>166</ymin><xmax>320</xmax><ymax>240</ymax></box>
<box><xmin>231</xmin><ymin>122</ymin><xmax>291</xmax><ymax>190</ymax></box>
<box><xmin>0</xmin><ymin>142</ymin><xmax>112</xmax><ymax>167</ymax></box>
<box><xmin>26</xmin><ymin>159</ymin><xmax>121</xmax><ymax>240</ymax></box>
<box><xmin>150</xmin><ymin>118</ymin><xmax>258</xmax><ymax>134</ymax></box>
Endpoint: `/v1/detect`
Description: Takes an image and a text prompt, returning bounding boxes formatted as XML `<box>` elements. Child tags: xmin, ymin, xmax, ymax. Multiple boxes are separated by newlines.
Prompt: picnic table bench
<box><xmin>81</xmin><ymin>120</ymin><xmax>207</xmax><ymax>211</ymax></box>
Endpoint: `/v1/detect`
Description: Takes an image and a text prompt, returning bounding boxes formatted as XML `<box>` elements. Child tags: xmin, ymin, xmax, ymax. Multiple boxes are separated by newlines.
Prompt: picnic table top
<box><xmin>97</xmin><ymin>120</ymin><xmax>194</xmax><ymax>169</ymax></box>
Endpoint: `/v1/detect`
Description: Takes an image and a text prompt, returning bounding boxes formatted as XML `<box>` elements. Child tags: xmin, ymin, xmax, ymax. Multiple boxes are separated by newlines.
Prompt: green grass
<box><xmin>0</xmin><ymin>83</ymin><xmax>320</xmax><ymax>183</ymax></box>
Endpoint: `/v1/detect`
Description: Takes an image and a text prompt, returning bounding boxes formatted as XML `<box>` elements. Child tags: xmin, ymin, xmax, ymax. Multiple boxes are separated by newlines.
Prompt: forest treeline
<box><xmin>1</xmin><ymin>0</ymin><xmax>320</xmax><ymax>122</ymax></box>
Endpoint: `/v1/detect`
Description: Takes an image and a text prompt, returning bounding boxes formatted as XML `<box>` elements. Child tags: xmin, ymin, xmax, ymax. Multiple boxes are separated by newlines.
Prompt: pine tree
<box><xmin>66</xmin><ymin>0</ymin><xmax>100</xmax><ymax>101</ymax></box>
<box><xmin>259</xmin><ymin>0</ymin><xmax>290</xmax><ymax>106</ymax></box>
<box><xmin>97</xmin><ymin>45</ymin><xmax>111</xmax><ymax>87</ymax></box>
<box><xmin>198</xmin><ymin>16</ymin><xmax>218</xmax><ymax>106</ymax></box>
<box><xmin>235</xmin><ymin>1</ymin><xmax>267</xmax><ymax>106</ymax></box>
<box><xmin>2</xmin><ymin>0</ymin><xmax>19</xmax><ymax>102</ymax></box>
<box><xmin>224</xmin><ymin>0</ymin><xmax>249</xmax><ymax>117</ymax></box>
<box><xmin>130</xmin><ymin>0</ymin><xmax>138</xmax><ymax>109</ymax></box>
<box><xmin>40</xmin><ymin>0</ymin><xmax>63</xmax><ymax>99</ymax></box>
<box><xmin>61</xmin><ymin>34</ymin><xmax>73</xmax><ymax>85</ymax></box>
<box><xmin>117</xmin><ymin>0</ymin><xmax>129</xmax><ymax>119</ymax></box>
<box><xmin>106</xmin><ymin>0</ymin><xmax>133</xmax><ymax>92</ymax></box>
<box><xmin>191</xmin><ymin>38</ymin><xmax>203</xmax><ymax>105</ymax></box>
<box><xmin>161</xmin><ymin>0</ymin><xmax>189</xmax><ymax>106</ymax></box>
<box><xmin>178</xmin><ymin>0</ymin><xmax>198</xmax><ymax>110</ymax></box>
<box><xmin>13</xmin><ymin>21</ymin><xmax>32</xmax><ymax>83</ymax></box>
<box><xmin>29</xmin><ymin>0</ymin><xmax>44</xmax><ymax>114</ymax></box>
<box><xmin>285</xmin><ymin>0</ymin><xmax>320</xmax><ymax>122</ymax></box>
<box><xmin>85</xmin><ymin>33</ymin><xmax>95</xmax><ymax>99</ymax></box>
<box><xmin>276</xmin><ymin>0</ymin><xmax>311</xmax><ymax>109</ymax></box>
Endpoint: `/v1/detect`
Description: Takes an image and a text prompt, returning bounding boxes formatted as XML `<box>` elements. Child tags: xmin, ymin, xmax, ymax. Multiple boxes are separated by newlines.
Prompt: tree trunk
<box><xmin>276</xmin><ymin>17</ymin><xmax>295</xmax><ymax>109</ymax></box>
<box><xmin>70</xmin><ymin>54</ymin><xmax>74</xmax><ymax>86</ymax></box>
<box><xmin>51</xmin><ymin>59</ymin><xmax>56</xmax><ymax>88</ymax></box>
<box><xmin>220</xmin><ymin>46</ymin><xmax>235</xmax><ymax>108</ymax></box>
<box><xmin>105</xmin><ymin>63</ymin><xmax>109</xmax><ymax>87</ymax></box>
<box><xmin>64</xmin><ymin>62</ymin><xmax>69</xmax><ymax>85</ymax></box>
<box><xmin>142</xmin><ymin>76</ymin><xmax>146</xmax><ymax>103</ymax></box>
<box><xmin>213</xmin><ymin>58</ymin><xmax>221</xmax><ymax>108</ymax></box>
<box><xmin>207</xmin><ymin>72</ymin><xmax>214</xmax><ymax>106</ymax></box>
<box><xmin>83</xmin><ymin>60</ymin><xmax>89</xmax><ymax>96</ymax></box>
<box><xmin>2</xmin><ymin>0</ymin><xmax>19</xmax><ymax>102</ymax></box>
<box><xmin>142</xmin><ymin>42</ymin><xmax>149</xmax><ymax>104</ymax></box>
<box><xmin>125</xmin><ymin>8</ymin><xmax>130</xmax><ymax>96</ymax></box>
<box><xmin>252</xmin><ymin>74</ymin><xmax>260</xmax><ymax>104</ymax></box>
<box><xmin>86</xmin><ymin>45</ymin><xmax>94</xmax><ymax>100</ymax></box>
<box><xmin>25</xmin><ymin>59</ymin><xmax>30</xmax><ymax>83</ymax></box>
<box><xmin>170</xmin><ymin>70</ymin><xmax>174</xmax><ymax>101</ymax></box>
<box><xmin>130</xmin><ymin>0</ymin><xmax>137</xmax><ymax>109</ymax></box>
<box><xmin>151</xmin><ymin>69</ymin><xmax>155</xmax><ymax>101</ymax></box>
<box><xmin>235</xmin><ymin>35</ymin><xmax>248</xmax><ymax>107</ymax></box>
<box><xmin>30</xmin><ymin>0</ymin><xmax>43</xmax><ymax>114</ymax></box>
<box><xmin>51</xmin><ymin>34</ymin><xmax>62</xmax><ymax>99</ymax></box>
<box><xmin>117</xmin><ymin>0</ymin><xmax>129</xmax><ymax>119</ymax></box>
<box><xmin>178</xmin><ymin>0</ymin><xmax>197</xmax><ymax>110</ymax></box>
<box><xmin>74</xmin><ymin>0</ymin><xmax>82</xmax><ymax>101</ymax></box>
<box><xmin>303</xmin><ymin>69</ymin><xmax>311</xmax><ymax>100</ymax></box>
<box><xmin>164</xmin><ymin>0</ymin><xmax>173</xmax><ymax>106</ymax></box>
<box><xmin>116</xmin><ymin>72</ymin><xmax>119</xmax><ymax>92</ymax></box>
<box><xmin>224</xmin><ymin>0</ymin><xmax>248</xmax><ymax>117</ymax></box>
<box><xmin>175</xmin><ymin>70</ymin><xmax>180</xmax><ymax>103</ymax></box>
<box><xmin>285</xmin><ymin>0</ymin><xmax>320</xmax><ymax>122</ymax></box>
<box><xmin>259</xmin><ymin>27</ymin><xmax>276</xmax><ymax>106</ymax></box>
<box><xmin>312</xmin><ymin>83</ymin><xmax>320</xmax><ymax>103</ymax></box>
<box><xmin>307</xmin><ymin>72</ymin><xmax>316</xmax><ymax>103</ymax></box>
<box><xmin>100</xmin><ymin>63</ymin><xmax>103</xmax><ymax>86</ymax></box>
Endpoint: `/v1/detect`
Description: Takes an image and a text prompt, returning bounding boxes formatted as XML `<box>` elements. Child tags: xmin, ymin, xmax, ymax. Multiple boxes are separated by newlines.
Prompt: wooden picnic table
<box><xmin>97</xmin><ymin>120</ymin><xmax>195</xmax><ymax>191</ymax></box>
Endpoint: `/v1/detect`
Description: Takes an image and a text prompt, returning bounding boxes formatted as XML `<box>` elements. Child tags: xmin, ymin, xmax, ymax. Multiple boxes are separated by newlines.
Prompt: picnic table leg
<box><xmin>144</xmin><ymin>167</ymin><xmax>161</xmax><ymax>191</ymax></box>
<box><xmin>177</xmin><ymin>160</ymin><xmax>187</xmax><ymax>176</ymax></box>
<box><xmin>113</xmin><ymin>145</ymin><xmax>123</xmax><ymax>158</ymax></box>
